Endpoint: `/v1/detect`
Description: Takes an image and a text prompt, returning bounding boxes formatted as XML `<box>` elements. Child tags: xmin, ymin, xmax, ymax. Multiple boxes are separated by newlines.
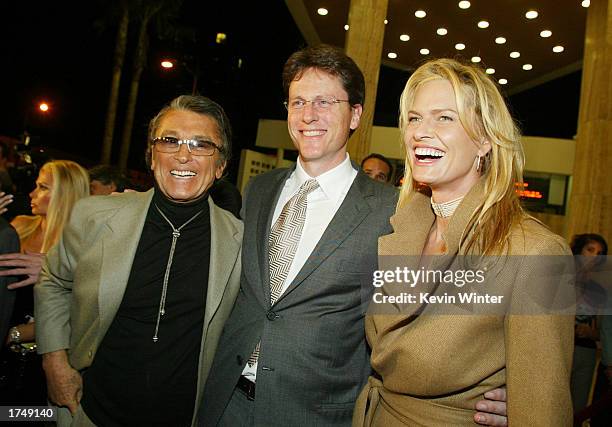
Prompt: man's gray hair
<box><xmin>145</xmin><ymin>95</ymin><xmax>232</xmax><ymax>167</ymax></box>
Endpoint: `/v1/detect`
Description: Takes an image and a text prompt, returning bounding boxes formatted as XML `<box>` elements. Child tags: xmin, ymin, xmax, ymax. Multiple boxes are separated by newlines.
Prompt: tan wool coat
<box><xmin>353</xmin><ymin>181</ymin><xmax>574</xmax><ymax>426</ymax></box>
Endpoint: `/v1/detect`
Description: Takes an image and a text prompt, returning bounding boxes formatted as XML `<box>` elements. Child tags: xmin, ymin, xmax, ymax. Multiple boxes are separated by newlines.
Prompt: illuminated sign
<box><xmin>515</xmin><ymin>182</ymin><xmax>544</xmax><ymax>199</ymax></box>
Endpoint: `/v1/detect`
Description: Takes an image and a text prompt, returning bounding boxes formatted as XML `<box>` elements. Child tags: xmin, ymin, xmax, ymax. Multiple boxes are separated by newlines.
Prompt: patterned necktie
<box><xmin>247</xmin><ymin>178</ymin><xmax>320</xmax><ymax>367</ymax></box>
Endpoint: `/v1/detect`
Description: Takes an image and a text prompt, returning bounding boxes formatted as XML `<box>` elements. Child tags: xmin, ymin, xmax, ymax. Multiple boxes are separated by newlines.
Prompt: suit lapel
<box><xmin>98</xmin><ymin>190</ymin><xmax>153</xmax><ymax>336</ymax></box>
<box><xmin>255</xmin><ymin>169</ymin><xmax>292</xmax><ymax>306</ymax></box>
<box><xmin>274</xmin><ymin>172</ymin><xmax>372</xmax><ymax>305</ymax></box>
<box><xmin>203</xmin><ymin>199</ymin><xmax>241</xmax><ymax>335</ymax></box>
<box><xmin>375</xmin><ymin>180</ymin><xmax>487</xmax><ymax>329</ymax></box>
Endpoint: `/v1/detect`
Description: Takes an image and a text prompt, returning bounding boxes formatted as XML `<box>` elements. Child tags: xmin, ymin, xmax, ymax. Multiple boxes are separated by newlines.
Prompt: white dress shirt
<box><xmin>242</xmin><ymin>154</ymin><xmax>357</xmax><ymax>380</ymax></box>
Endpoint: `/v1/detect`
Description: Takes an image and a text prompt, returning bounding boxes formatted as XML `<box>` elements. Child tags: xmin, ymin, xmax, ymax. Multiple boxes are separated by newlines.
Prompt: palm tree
<box><xmin>118</xmin><ymin>0</ymin><xmax>184</xmax><ymax>171</ymax></box>
<box><xmin>99</xmin><ymin>0</ymin><xmax>129</xmax><ymax>164</ymax></box>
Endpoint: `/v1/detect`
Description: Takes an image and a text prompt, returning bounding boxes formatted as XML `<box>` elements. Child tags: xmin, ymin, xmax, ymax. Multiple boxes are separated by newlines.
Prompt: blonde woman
<box><xmin>0</xmin><ymin>160</ymin><xmax>89</xmax><ymax>343</ymax></box>
<box><xmin>353</xmin><ymin>59</ymin><xmax>574</xmax><ymax>426</ymax></box>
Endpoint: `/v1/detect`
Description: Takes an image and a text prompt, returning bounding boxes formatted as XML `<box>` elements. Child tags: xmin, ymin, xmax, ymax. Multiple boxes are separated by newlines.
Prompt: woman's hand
<box><xmin>0</xmin><ymin>192</ymin><xmax>13</xmax><ymax>214</ymax></box>
<box><xmin>4</xmin><ymin>322</ymin><xmax>35</xmax><ymax>345</ymax></box>
<box><xmin>0</xmin><ymin>251</ymin><xmax>45</xmax><ymax>289</ymax></box>
<box><xmin>474</xmin><ymin>388</ymin><xmax>507</xmax><ymax>426</ymax></box>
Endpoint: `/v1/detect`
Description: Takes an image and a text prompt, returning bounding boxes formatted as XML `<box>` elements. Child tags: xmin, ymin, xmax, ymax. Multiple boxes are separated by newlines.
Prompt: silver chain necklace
<box><xmin>152</xmin><ymin>203</ymin><xmax>204</xmax><ymax>342</ymax></box>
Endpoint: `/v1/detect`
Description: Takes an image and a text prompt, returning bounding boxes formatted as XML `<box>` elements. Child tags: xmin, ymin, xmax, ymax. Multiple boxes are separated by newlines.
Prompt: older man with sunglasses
<box><xmin>35</xmin><ymin>95</ymin><xmax>242</xmax><ymax>427</ymax></box>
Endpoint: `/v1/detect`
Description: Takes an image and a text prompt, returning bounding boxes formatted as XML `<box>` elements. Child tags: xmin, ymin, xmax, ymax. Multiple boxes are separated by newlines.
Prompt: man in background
<box><xmin>0</xmin><ymin>141</ymin><xmax>15</xmax><ymax>194</ymax></box>
<box><xmin>88</xmin><ymin>165</ymin><xmax>130</xmax><ymax>195</ymax></box>
<box><xmin>360</xmin><ymin>152</ymin><xmax>393</xmax><ymax>184</ymax></box>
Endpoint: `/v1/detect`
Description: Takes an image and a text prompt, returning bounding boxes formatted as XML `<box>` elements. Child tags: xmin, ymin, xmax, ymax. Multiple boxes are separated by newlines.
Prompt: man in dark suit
<box><xmin>200</xmin><ymin>45</ymin><xmax>396</xmax><ymax>426</ymax></box>
<box><xmin>0</xmin><ymin>217</ymin><xmax>19</xmax><ymax>340</ymax></box>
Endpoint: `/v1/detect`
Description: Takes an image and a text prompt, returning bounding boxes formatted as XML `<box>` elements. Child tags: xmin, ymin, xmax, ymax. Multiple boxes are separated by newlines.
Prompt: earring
<box><xmin>475</xmin><ymin>155</ymin><xmax>482</xmax><ymax>172</ymax></box>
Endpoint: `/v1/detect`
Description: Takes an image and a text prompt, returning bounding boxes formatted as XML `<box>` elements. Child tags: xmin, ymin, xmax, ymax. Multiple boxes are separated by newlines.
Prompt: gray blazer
<box><xmin>0</xmin><ymin>217</ymin><xmax>19</xmax><ymax>340</ymax></box>
<box><xmin>200</xmin><ymin>166</ymin><xmax>397</xmax><ymax>426</ymax></box>
<box><xmin>34</xmin><ymin>190</ymin><xmax>243</xmax><ymax>426</ymax></box>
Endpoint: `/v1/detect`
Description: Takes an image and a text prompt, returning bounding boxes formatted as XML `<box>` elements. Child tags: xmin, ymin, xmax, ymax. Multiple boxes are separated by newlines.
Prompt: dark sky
<box><xmin>1</xmin><ymin>1</ymin><xmax>582</xmax><ymax>181</ymax></box>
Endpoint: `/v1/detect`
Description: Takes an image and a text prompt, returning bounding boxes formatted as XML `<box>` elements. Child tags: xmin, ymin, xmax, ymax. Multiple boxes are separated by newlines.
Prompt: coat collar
<box><xmin>376</xmin><ymin>179</ymin><xmax>486</xmax><ymax>321</ymax></box>
<box><xmin>203</xmin><ymin>199</ymin><xmax>242</xmax><ymax>331</ymax></box>
<box><xmin>255</xmin><ymin>168</ymin><xmax>293</xmax><ymax>303</ymax></box>
<box><xmin>98</xmin><ymin>189</ymin><xmax>154</xmax><ymax>334</ymax></box>
<box><xmin>381</xmin><ymin>178</ymin><xmax>486</xmax><ymax>257</ymax></box>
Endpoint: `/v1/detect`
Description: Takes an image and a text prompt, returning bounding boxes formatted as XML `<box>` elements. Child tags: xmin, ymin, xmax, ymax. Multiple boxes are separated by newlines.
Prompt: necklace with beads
<box><xmin>430</xmin><ymin>196</ymin><xmax>464</xmax><ymax>218</ymax></box>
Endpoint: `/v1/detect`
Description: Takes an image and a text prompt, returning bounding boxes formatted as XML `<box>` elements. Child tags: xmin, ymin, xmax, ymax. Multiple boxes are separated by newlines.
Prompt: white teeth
<box><xmin>171</xmin><ymin>170</ymin><xmax>196</xmax><ymax>177</ymax></box>
<box><xmin>415</xmin><ymin>147</ymin><xmax>445</xmax><ymax>157</ymax></box>
<box><xmin>303</xmin><ymin>130</ymin><xmax>325</xmax><ymax>137</ymax></box>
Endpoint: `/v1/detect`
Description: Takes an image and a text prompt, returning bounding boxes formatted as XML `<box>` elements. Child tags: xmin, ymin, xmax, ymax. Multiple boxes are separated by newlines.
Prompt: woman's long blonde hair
<box><xmin>398</xmin><ymin>58</ymin><xmax>525</xmax><ymax>255</ymax></box>
<box><xmin>15</xmin><ymin>160</ymin><xmax>90</xmax><ymax>252</ymax></box>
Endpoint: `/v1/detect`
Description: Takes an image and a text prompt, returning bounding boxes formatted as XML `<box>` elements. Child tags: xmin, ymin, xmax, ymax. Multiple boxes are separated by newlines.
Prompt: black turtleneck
<box><xmin>82</xmin><ymin>188</ymin><xmax>211</xmax><ymax>427</ymax></box>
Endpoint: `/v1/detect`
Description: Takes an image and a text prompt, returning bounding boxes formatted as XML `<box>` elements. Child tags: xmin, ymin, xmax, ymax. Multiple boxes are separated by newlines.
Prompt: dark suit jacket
<box><xmin>0</xmin><ymin>217</ymin><xmax>19</xmax><ymax>340</ymax></box>
<box><xmin>200</xmin><ymin>166</ymin><xmax>397</xmax><ymax>426</ymax></box>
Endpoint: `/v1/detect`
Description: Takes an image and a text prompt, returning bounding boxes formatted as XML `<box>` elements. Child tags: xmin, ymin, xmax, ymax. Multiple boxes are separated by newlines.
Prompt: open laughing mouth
<box><xmin>171</xmin><ymin>170</ymin><xmax>197</xmax><ymax>178</ymax></box>
<box><xmin>414</xmin><ymin>147</ymin><xmax>445</xmax><ymax>164</ymax></box>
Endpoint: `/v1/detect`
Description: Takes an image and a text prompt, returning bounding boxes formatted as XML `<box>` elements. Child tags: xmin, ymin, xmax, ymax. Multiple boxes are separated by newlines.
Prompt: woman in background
<box><xmin>570</xmin><ymin>233</ymin><xmax>608</xmax><ymax>413</ymax></box>
<box><xmin>0</xmin><ymin>160</ymin><xmax>89</xmax><ymax>345</ymax></box>
<box><xmin>353</xmin><ymin>59</ymin><xmax>574</xmax><ymax>426</ymax></box>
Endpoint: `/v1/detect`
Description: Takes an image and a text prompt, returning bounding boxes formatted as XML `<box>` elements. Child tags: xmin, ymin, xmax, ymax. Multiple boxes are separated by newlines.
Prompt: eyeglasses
<box><xmin>283</xmin><ymin>96</ymin><xmax>351</xmax><ymax>112</ymax></box>
<box><xmin>152</xmin><ymin>136</ymin><xmax>223</xmax><ymax>156</ymax></box>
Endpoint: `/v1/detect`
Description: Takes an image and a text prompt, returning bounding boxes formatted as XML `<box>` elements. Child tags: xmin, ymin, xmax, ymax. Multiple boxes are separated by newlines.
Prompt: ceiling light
<box><xmin>540</xmin><ymin>30</ymin><xmax>552</xmax><ymax>38</ymax></box>
<box><xmin>509</xmin><ymin>51</ymin><xmax>521</xmax><ymax>58</ymax></box>
<box><xmin>525</xmin><ymin>10</ymin><xmax>538</xmax><ymax>19</ymax></box>
<box><xmin>471</xmin><ymin>56</ymin><xmax>482</xmax><ymax>63</ymax></box>
<box><xmin>458</xmin><ymin>1</ymin><xmax>471</xmax><ymax>9</ymax></box>
<box><xmin>161</xmin><ymin>60</ymin><xmax>174</xmax><ymax>69</ymax></box>
<box><xmin>437</xmin><ymin>28</ymin><xmax>448</xmax><ymax>36</ymax></box>
<box><xmin>415</xmin><ymin>10</ymin><xmax>426</xmax><ymax>18</ymax></box>
<box><xmin>582</xmin><ymin>0</ymin><xmax>590</xmax><ymax>7</ymax></box>
<box><xmin>344</xmin><ymin>24</ymin><xmax>349</xmax><ymax>31</ymax></box>
<box><xmin>498</xmin><ymin>78</ymin><xmax>508</xmax><ymax>85</ymax></box>
<box><xmin>495</xmin><ymin>37</ymin><xmax>506</xmax><ymax>44</ymax></box>
<box><xmin>553</xmin><ymin>45</ymin><xmax>565</xmax><ymax>53</ymax></box>
<box><xmin>478</xmin><ymin>20</ymin><xmax>490</xmax><ymax>29</ymax></box>
<box><xmin>384</xmin><ymin>19</ymin><xmax>388</xmax><ymax>24</ymax></box>
<box><xmin>420</xmin><ymin>48</ymin><xmax>430</xmax><ymax>55</ymax></box>
<box><xmin>400</xmin><ymin>34</ymin><xmax>410</xmax><ymax>41</ymax></box>
<box><xmin>486</xmin><ymin>68</ymin><xmax>495</xmax><ymax>74</ymax></box>
<box><xmin>387</xmin><ymin>52</ymin><xmax>397</xmax><ymax>59</ymax></box>
<box><xmin>317</xmin><ymin>8</ymin><xmax>328</xmax><ymax>16</ymax></box>
<box><xmin>522</xmin><ymin>64</ymin><xmax>533</xmax><ymax>70</ymax></box>
<box><xmin>455</xmin><ymin>43</ymin><xmax>466</xmax><ymax>50</ymax></box>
